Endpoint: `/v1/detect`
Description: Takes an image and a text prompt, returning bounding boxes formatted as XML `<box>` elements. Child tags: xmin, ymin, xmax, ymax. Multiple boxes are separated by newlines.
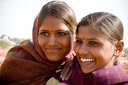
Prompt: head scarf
<box><xmin>0</xmin><ymin>16</ymin><xmax>74</xmax><ymax>85</ymax></box>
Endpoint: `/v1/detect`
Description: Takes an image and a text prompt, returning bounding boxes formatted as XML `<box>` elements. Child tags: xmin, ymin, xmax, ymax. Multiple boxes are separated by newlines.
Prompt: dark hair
<box><xmin>38</xmin><ymin>0</ymin><xmax>77</xmax><ymax>34</ymax></box>
<box><xmin>76</xmin><ymin>12</ymin><xmax>123</xmax><ymax>44</ymax></box>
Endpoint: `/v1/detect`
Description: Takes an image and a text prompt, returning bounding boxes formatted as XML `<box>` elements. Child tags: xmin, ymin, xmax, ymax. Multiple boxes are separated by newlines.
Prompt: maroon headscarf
<box><xmin>0</xmin><ymin>16</ymin><xmax>74</xmax><ymax>85</ymax></box>
<box><xmin>63</xmin><ymin>57</ymin><xmax>128</xmax><ymax>85</ymax></box>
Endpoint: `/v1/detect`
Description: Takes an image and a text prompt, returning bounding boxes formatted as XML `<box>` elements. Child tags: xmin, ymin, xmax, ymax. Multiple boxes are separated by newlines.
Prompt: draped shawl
<box><xmin>0</xmin><ymin>16</ymin><xmax>74</xmax><ymax>85</ymax></box>
<box><xmin>63</xmin><ymin>57</ymin><xmax>128</xmax><ymax>85</ymax></box>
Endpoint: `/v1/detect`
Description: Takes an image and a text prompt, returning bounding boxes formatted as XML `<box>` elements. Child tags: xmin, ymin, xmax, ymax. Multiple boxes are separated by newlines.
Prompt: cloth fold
<box><xmin>63</xmin><ymin>57</ymin><xmax>128</xmax><ymax>85</ymax></box>
<box><xmin>0</xmin><ymin>40</ymin><xmax>65</xmax><ymax>85</ymax></box>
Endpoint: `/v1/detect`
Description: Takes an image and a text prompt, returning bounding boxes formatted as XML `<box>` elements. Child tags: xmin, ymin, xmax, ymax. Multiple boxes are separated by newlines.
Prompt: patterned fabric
<box><xmin>63</xmin><ymin>57</ymin><xmax>128</xmax><ymax>85</ymax></box>
<box><xmin>0</xmin><ymin>16</ymin><xmax>74</xmax><ymax>85</ymax></box>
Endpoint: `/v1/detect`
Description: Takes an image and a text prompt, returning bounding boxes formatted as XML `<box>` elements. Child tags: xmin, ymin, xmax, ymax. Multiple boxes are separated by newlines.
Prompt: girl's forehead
<box><xmin>77</xmin><ymin>26</ymin><xmax>101</xmax><ymax>36</ymax></box>
<box><xmin>76</xmin><ymin>26</ymin><xmax>108</xmax><ymax>41</ymax></box>
<box><xmin>39</xmin><ymin>16</ymin><xmax>70</xmax><ymax>30</ymax></box>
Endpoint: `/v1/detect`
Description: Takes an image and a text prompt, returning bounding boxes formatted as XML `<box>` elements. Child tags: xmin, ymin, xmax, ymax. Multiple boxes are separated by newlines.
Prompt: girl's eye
<box><xmin>89</xmin><ymin>41</ymin><xmax>99</xmax><ymax>46</ymax></box>
<box><xmin>57</xmin><ymin>32</ymin><xmax>66</xmax><ymax>36</ymax></box>
<box><xmin>76</xmin><ymin>40</ymin><xmax>82</xmax><ymax>44</ymax></box>
<box><xmin>40</xmin><ymin>32</ymin><xmax>48</xmax><ymax>36</ymax></box>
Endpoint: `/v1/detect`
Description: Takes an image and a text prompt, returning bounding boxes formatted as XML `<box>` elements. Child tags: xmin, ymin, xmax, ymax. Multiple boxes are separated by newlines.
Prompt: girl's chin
<box><xmin>82</xmin><ymin>69</ymin><xmax>92</xmax><ymax>74</ymax></box>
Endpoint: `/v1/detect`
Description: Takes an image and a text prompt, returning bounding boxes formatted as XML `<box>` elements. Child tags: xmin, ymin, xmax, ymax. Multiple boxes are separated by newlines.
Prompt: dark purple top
<box><xmin>55</xmin><ymin>57</ymin><xmax>128</xmax><ymax>85</ymax></box>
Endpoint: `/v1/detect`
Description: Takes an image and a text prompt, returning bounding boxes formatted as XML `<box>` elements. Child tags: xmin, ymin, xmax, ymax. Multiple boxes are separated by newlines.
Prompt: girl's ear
<box><xmin>114</xmin><ymin>40</ymin><xmax>124</xmax><ymax>57</ymax></box>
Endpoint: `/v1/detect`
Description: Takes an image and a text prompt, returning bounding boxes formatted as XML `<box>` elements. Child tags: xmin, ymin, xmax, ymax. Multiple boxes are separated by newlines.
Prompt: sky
<box><xmin>0</xmin><ymin>0</ymin><xmax>128</xmax><ymax>47</ymax></box>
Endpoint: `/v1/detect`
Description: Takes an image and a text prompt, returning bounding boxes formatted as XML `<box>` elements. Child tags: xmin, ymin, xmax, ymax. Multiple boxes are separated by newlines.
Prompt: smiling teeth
<box><xmin>81</xmin><ymin>58</ymin><xmax>94</xmax><ymax>62</ymax></box>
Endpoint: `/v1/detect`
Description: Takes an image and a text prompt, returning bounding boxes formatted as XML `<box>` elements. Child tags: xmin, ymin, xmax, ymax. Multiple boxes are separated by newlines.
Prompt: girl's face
<box><xmin>74</xmin><ymin>25</ymin><xmax>117</xmax><ymax>74</ymax></box>
<box><xmin>38</xmin><ymin>16</ymin><xmax>73</xmax><ymax>61</ymax></box>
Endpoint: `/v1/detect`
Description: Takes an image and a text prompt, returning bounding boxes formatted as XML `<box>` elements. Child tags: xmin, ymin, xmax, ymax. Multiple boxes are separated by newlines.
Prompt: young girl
<box><xmin>0</xmin><ymin>1</ymin><xmax>77</xmax><ymax>84</ymax></box>
<box><xmin>47</xmin><ymin>12</ymin><xmax>128</xmax><ymax>85</ymax></box>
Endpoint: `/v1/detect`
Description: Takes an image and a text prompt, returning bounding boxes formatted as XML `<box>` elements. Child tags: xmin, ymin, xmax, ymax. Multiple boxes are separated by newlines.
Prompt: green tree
<box><xmin>0</xmin><ymin>39</ymin><xmax>11</xmax><ymax>50</ymax></box>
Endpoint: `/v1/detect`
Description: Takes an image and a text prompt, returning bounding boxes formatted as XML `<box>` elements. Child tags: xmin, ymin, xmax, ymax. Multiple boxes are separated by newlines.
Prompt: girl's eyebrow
<box><xmin>76</xmin><ymin>37</ymin><xmax>81</xmax><ymax>39</ymax></box>
<box><xmin>38</xmin><ymin>29</ymin><xmax>71</xmax><ymax>35</ymax></box>
<box><xmin>39</xmin><ymin>29</ymin><xmax>70</xmax><ymax>32</ymax></box>
<box><xmin>39</xmin><ymin>29</ymin><xmax>48</xmax><ymax>31</ymax></box>
<box><xmin>87</xmin><ymin>38</ymin><xmax>98</xmax><ymax>41</ymax></box>
<box><xmin>76</xmin><ymin>37</ymin><xmax>100</xmax><ymax>41</ymax></box>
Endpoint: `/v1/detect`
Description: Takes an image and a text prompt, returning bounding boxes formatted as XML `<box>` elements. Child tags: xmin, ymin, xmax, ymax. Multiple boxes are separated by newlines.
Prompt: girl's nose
<box><xmin>78</xmin><ymin>45</ymin><xmax>88</xmax><ymax>55</ymax></box>
<box><xmin>48</xmin><ymin>35</ymin><xmax>57</xmax><ymax>46</ymax></box>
